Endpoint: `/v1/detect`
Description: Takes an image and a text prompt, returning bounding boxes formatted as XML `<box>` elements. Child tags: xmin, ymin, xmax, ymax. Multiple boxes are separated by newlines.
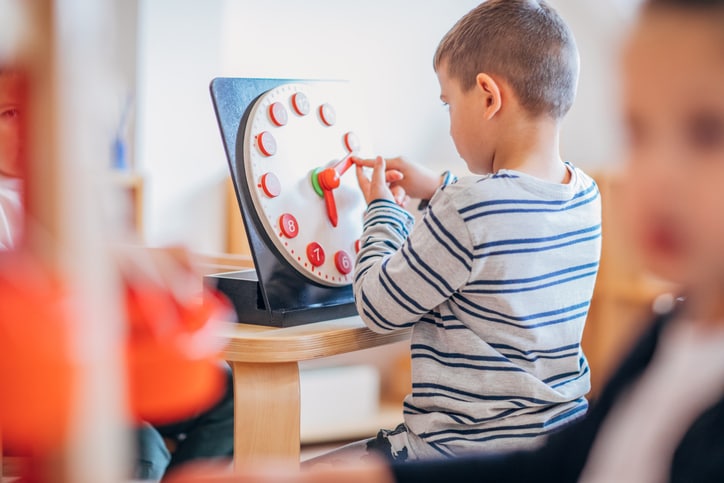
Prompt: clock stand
<box><xmin>207</xmin><ymin>78</ymin><xmax>367</xmax><ymax>327</ymax></box>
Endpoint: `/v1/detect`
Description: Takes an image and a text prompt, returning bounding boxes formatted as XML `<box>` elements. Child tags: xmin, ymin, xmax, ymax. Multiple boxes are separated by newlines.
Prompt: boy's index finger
<box><xmin>355</xmin><ymin>163</ymin><xmax>370</xmax><ymax>193</ymax></box>
<box><xmin>352</xmin><ymin>156</ymin><xmax>377</xmax><ymax>168</ymax></box>
<box><xmin>372</xmin><ymin>157</ymin><xmax>387</xmax><ymax>186</ymax></box>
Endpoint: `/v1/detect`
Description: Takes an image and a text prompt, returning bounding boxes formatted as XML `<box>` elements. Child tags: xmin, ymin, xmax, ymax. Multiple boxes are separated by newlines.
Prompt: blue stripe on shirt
<box><xmin>379</xmin><ymin>259</ymin><xmax>427</xmax><ymax>314</ymax></box>
<box><xmin>427</xmin><ymin>208</ymin><xmax>474</xmax><ymax>260</ymax></box>
<box><xmin>473</xmin><ymin>232</ymin><xmax>601</xmax><ymax>259</ymax></box>
<box><xmin>451</xmin><ymin>299</ymin><xmax>588</xmax><ymax>330</ymax></box>
<box><xmin>399</xmin><ymin>244</ymin><xmax>450</xmax><ymax>298</ymax></box>
<box><xmin>473</xmin><ymin>224</ymin><xmax>602</xmax><ymax>251</ymax></box>
<box><xmin>451</xmin><ymin>298</ymin><xmax>591</xmax><ymax>323</ymax></box>
<box><xmin>421</xmin><ymin>401</ymin><xmax>588</xmax><ymax>440</ymax></box>
<box><xmin>462</xmin><ymin>270</ymin><xmax>598</xmax><ymax>295</ymax></box>
<box><xmin>412</xmin><ymin>343</ymin><xmax>510</xmax><ymax>363</ymax></box>
<box><xmin>405</xmin><ymin>400</ymin><xmax>525</xmax><ymax>425</ymax></box>
<box><xmin>491</xmin><ymin>342</ymin><xmax>581</xmax><ymax>362</ymax></box>
<box><xmin>459</xmin><ymin>182</ymin><xmax>598</xmax><ymax>213</ymax></box>
<box><xmin>462</xmin><ymin>191</ymin><xmax>599</xmax><ymax>223</ymax></box>
<box><xmin>412</xmin><ymin>354</ymin><xmax>526</xmax><ymax>373</ymax></box>
<box><xmin>412</xmin><ymin>383</ymin><xmax>559</xmax><ymax>406</ymax></box>
<box><xmin>406</xmin><ymin>241</ymin><xmax>456</xmax><ymax>294</ymax></box>
<box><xmin>360</xmin><ymin>292</ymin><xmax>398</xmax><ymax>330</ymax></box>
<box><xmin>468</xmin><ymin>261</ymin><xmax>599</xmax><ymax>286</ymax></box>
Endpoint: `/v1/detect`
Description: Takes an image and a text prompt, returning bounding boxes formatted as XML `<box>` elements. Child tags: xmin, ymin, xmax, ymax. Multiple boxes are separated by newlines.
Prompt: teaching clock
<box><xmin>207</xmin><ymin>78</ymin><xmax>371</xmax><ymax>327</ymax></box>
<box><xmin>243</xmin><ymin>82</ymin><xmax>367</xmax><ymax>286</ymax></box>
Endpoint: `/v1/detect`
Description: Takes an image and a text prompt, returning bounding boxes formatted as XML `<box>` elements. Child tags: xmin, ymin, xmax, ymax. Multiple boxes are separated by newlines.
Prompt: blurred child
<box><xmin>0</xmin><ymin>68</ymin><xmax>233</xmax><ymax>482</ymax></box>
<box><xmin>341</xmin><ymin>0</ymin><xmax>600</xmax><ymax>461</ymax></box>
<box><xmin>0</xmin><ymin>69</ymin><xmax>23</xmax><ymax>249</ymax></box>
<box><xmin>172</xmin><ymin>0</ymin><xmax>724</xmax><ymax>480</ymax></box>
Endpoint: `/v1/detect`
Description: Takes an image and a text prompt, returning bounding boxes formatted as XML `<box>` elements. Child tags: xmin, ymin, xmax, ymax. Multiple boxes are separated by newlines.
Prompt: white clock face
<box><xmin>243</xmin><ymin>83</ymin><xmax>370</xmax><ymax>287</ymax></box>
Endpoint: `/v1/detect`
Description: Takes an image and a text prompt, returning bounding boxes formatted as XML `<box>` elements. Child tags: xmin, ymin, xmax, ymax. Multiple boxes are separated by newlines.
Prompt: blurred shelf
<box><xmin>110</xmin><ymin>171</ymin><xmax>144</xmax><ymax>237</ymax></box>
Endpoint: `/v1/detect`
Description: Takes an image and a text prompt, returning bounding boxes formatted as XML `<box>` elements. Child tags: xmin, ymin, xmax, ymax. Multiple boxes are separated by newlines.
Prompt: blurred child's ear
<box><xmin>475</xmin><ymin>73</ymin><xmax>502</xmax><ymax>120</ymax></box>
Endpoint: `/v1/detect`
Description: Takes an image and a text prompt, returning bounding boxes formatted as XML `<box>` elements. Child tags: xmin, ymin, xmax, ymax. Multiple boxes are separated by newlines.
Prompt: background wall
<box><xmin>134</xmin><ymin>0</ymin><xmax>639</xmax><ymax>252</ymax></box>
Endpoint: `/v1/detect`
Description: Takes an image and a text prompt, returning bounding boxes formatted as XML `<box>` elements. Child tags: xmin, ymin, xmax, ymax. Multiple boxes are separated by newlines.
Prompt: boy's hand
<box><xmin>355</xmin><ymin>156</ymin><xmax>409</xmax><ymax>207</ymax></box>
<box><xmin>354</xmin><ymin>156</ymin><xmax>442</xmax><ymax>201</ymax></box>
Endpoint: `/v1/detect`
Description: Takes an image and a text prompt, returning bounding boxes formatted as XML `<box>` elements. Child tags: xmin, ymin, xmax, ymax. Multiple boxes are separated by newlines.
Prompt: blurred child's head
<box><xmin>622</xmin><ymin>0</ymin><xmax>724</xmax><ymax>287</ymax></box>
<box><xmin>433</xmin><ymin>0</ymin><xmax>579</xmax><ymax>172</ymax></box>
<box><xmin>0</xmin><ymin>69</ymin><xmax>23</xmax><ymax>178</ymax></box>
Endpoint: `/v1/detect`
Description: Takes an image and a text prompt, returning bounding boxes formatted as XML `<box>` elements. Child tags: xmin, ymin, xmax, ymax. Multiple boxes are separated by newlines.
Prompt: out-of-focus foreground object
<box><xmin>1</xmin><ymin>2</ymin><xmax>233</xmax><ymax>481</ymax></box>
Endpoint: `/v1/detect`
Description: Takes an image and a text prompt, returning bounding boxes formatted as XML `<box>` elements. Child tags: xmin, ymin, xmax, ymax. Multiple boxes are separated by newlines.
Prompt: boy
<box><xmin>361</xmin><ymin>0</ymin><xmax>724</xmax><ymax>478</ymax></box>
<box><xmin>350</xmin><ymin>0</ymin><xmax>600</xmax><ymax>460</ymax></box>
<box><xmin>167</xmin><ymin>0</ymin><xmax>724</xmax><ymax>481</ymax></box>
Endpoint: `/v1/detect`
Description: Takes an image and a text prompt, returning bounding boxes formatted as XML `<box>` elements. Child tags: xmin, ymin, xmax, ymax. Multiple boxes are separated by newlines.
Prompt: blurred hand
<box><xmin>164</xmin><ymin>458</ymin><xmax>395</xmax><ymax>483</ymax></box>
<box><xmin>114</xmin><ymin>245</ymin><xmax>200</xmax><ymax>303</ymax></box>
<box><xmin>354</xmin><ymin>156</ymin><xmax>441</xmax><ymax>201</ymax></box>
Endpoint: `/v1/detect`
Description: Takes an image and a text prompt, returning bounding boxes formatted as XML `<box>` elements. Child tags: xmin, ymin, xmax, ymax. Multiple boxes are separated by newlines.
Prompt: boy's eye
<box><xmin>0</xmin><ymin>107</ymin><xmax>20</xmax><ymax>120</ymax></box>
<box><xmin>686</xmin><ymin>112</ymin><xmax>724</xmax><ymax>151</ymax></box>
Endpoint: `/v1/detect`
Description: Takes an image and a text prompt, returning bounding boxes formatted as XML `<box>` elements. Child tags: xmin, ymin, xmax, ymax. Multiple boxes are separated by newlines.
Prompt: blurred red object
<box><xmin>0</xmin><ymin>250</ymin><xmax>230</xmax><ymax>456</ymax></box>
<box><xmin>0</xmin><ymin>254</ymin><xmax>75</xmax><ymax>452</ymax></box>
<box><xmin>125</xmin><ymin>279</ymin><xmax>229</xmax><ymax>424</ymax></box>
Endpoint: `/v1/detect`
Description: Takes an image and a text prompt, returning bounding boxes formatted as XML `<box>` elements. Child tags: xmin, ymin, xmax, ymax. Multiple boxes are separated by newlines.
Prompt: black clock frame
<box><xmin>206</xmin><ymin>77</ymin><xmax>357</xmax><ymax>327</ymax></box>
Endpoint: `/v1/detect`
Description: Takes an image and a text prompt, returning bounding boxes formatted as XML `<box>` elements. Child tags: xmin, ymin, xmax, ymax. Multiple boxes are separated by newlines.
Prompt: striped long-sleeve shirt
<box><xmin>354</xmin><ymin>164</ymin><xmax>602</xmax><ymax>459</ymax></box>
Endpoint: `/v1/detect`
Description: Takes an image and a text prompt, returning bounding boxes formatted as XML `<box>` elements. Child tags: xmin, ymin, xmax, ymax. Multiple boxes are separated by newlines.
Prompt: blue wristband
<box><xmin>417</xmin><ymin>170</ymin><xmax>454</xmax><ymax>211</ymax></box>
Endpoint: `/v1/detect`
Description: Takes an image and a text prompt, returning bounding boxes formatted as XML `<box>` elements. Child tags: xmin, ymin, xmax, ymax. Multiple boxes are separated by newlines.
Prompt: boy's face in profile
<box><xmin>0</xmin><ymin>73</ymin><xmax>23</xmax><ymax>178</ymax></box>
<box><xmin>437</xmin><ymin>63</ymin><xmax>494</xmax><ymax>174</ymax></box>
<box><xmin>622</xmin><ymin>10</ymin><xmax>724</xmax><ymax>286</ymax></box>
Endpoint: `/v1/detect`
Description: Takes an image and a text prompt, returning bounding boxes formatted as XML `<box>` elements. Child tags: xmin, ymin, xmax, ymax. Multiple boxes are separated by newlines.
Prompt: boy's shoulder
<box><xmin>435</xmin><ymin>164</ymin><xmax>599</xmax><ymax>213</ymax></box>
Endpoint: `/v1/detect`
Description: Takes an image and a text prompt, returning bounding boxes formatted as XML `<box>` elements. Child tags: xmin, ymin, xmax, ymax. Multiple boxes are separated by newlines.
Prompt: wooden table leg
<box><xmin>229</xmin><ymin>361</ymin><xmax>301</xmax><ymax>469</ymax></box>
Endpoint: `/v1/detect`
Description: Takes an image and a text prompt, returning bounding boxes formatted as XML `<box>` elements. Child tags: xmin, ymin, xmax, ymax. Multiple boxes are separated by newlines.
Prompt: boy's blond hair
<box><xmin>434</xmin><ymin>0</ymin><xmax>579</xmax><ymax>120</ymax></box>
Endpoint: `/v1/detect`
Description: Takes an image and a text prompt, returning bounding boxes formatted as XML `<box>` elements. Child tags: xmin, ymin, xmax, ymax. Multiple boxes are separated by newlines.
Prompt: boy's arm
<box><xmin>354</xmin><ymin>174</ymin><xmax>473</xmax><ymax>333</ymax></box>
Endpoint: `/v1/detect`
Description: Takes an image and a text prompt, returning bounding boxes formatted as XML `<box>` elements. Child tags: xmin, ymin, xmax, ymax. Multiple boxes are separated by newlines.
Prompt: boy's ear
<box><xmin>475</xmin><ymin>73</ymin><xmax>502</xmax><ymax>120</ymax></box>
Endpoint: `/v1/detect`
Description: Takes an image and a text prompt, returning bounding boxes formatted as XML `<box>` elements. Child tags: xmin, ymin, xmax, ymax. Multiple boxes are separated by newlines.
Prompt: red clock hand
<box><xmin>332</xmin><ymin>152</ymin><xmax>354</xmax><ymax>177</ymax></box>
<box><xmin>317</xmin><ymin>153</ymin><xmax>354</xmax><ymax>227</ymax></box>
<box><xmin>318</xmin><ymin>153</ymin><xmax>354</xmax><ymax>191</ymax></box>
<box><xmin>323</xmin><ymin>188</ymin><xmax>338</xmax><ymax>227</ymax></box>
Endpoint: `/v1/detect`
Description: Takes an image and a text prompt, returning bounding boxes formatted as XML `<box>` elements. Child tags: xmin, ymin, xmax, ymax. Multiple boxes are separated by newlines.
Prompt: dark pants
<box><xmin>134</xmin><ymin>364</ymin><xmax>234</xmax><ymax>481</ymax></box>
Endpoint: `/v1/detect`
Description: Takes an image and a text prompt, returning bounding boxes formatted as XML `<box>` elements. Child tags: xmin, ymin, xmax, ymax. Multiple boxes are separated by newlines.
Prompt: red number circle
<box><xmin>291</xmin><ymin>92</ymin><xmax>310</xmax><ymax>116</ymax></box>
<box><xmin>260</xmin><ymin>172</ymin><xmax>281</xmax><ymax>198</ymax></box>
<box><xmin>279</xmin><ymin>213</ymin><xmax>299</xmax><ymax>238</ymax></box>
<box><xmin>343</xmin><ymin>131</ymin><xmax>360</xmax><ymax>152</ymax></box>
<box><xmin>334</xmin><ymin>250</ymin><xmax>353</xmax><ymax>275</ymax></box>
<box><xmin>319</xmin><ymin>103</ymin><xmax>336</xmax><ymax>126</ymax></box>
<box><xmin>269</xmin><ymin>102</ymin><xmax>288</xmax><ymax>127</ymax></box>
<box><xmin>257</xmin><ymin>131</ymin><xmax>277</xmax><ymax>157</ymax></box>
<box><xmin>306</xmin><ymin>242</ymin><xmax>326</xmax><ymax>268</ymax></box>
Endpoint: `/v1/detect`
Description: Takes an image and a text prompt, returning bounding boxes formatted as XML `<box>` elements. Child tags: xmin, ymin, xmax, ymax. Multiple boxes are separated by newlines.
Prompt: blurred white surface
<box><xmin>300</xmin><ymin>364</ymin><xmax>382</xmax><ymax>443</ymax></box>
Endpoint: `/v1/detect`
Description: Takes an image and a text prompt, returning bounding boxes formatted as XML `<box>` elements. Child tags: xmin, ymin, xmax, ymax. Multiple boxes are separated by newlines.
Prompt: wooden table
<box><xmin>217</xmin><ymin>316</ymin><xmax>411</xmax><ymax>468</ymax></box>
